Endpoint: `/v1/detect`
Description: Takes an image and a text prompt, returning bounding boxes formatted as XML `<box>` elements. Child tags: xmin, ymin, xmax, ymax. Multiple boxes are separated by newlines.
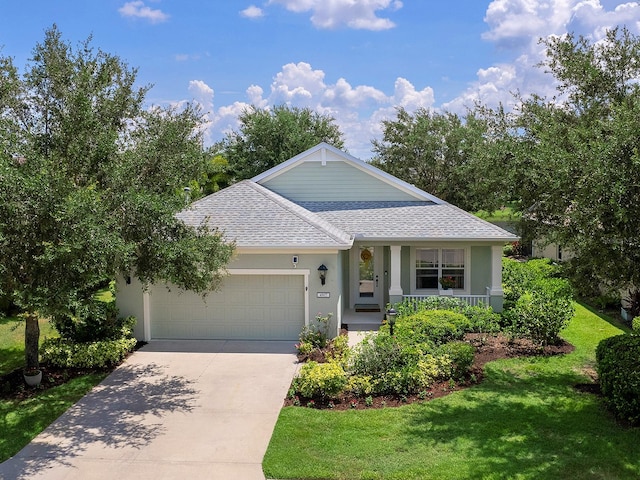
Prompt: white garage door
<box><xmin>150</xmin><ymin>274</ymin><xmax>305</xmax><ymax>340</ymax></box>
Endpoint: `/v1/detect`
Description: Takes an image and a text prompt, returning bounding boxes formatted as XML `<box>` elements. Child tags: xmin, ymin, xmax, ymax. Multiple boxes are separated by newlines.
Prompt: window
<box><xmin>415</xmin><ymin>248</ymin><xmax>465</xmax><ymax>290</ymax></box>
<box><xmin>416</xmin><ymin>248</ymin><xmax>439</xmax><ymax>289</ymax></box>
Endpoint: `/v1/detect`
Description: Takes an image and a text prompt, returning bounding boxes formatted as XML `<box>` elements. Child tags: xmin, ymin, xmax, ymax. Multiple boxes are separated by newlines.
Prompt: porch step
<box><xmin>354</xmin><ymin>304</ymin><xmax>381</xmax><ymax>313</ymax></box>
<box><xmin>347</xmin><ymin>323</ymin><xmax>381</xmax><ymax>333</ymax></box>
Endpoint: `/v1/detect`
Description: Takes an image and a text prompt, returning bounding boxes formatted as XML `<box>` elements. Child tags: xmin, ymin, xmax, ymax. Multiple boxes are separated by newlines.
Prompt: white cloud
<box><xmin>188</xmin><ymin>80</ymin><xmax>214</xmax><ymax>109</ymax></box>
<box><xmin>268</xmin><ymin>0</ymin><xmax>402</xmax><ymax>30</ymax></box>
<box><xmin>181</xmin><ymin>61</ymin><xmax>434</xmax><ymax>158</ymax></box>
<box><xmin>446</xmin><ymin>0</ymin><xmax>640</xmax><ymax>115</ymax></box>
<box><xmin>173</xmin><ymin>1</ymin><xmax>640</xmax><ymax>159</ymax></box>
<box><xmin>118</xmin><ymin>1</ymin><xmax>169</xmax><ymax>24</ymax></box>
<box><xmin>240</xmin><ymin>5</ymin><xmax>265</xmax><ymax>19</ymax></box>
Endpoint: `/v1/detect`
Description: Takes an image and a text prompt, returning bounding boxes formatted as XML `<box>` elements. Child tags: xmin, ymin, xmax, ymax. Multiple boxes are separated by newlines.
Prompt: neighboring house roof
<box><xmin>177</xmin><ymin>143</ymin><xmax>518</xmax><ymax>249</ymax></box>
<box><xmin>299</xmin><ymin>201</ymin><xmax>518</xmax><ymax>242</ymax></box>
<box><xmin>176</xmin><ymin>180</ymin><xmax>353</xmax><ymax>250</ymax></box>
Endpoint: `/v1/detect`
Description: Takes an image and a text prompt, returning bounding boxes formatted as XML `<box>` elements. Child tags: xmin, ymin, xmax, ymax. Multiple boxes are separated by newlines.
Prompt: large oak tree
<box><xmin>486</xmin><ymin>27</ymin><xmax>640</xmax><ymax>311</ymax></box>
<box><xmin>0</xmin><ymin>26</ymin><xmax>234</xmax><ymax>370</ymax></box>
<box><xmin>216</xmin><ymin>104</ymin><xmax>345</xmax><ymax>181</ymax></box>
<box><xmin>370</xmin><ymin>107</ymin><xmax>505</xmax><ymax>212</ymax></box>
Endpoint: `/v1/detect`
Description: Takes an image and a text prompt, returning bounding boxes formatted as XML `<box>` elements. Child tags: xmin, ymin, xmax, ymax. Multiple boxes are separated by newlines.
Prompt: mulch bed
<box><xmin>0</xmin><ymin>342</ymin><xmax>146</xmax><ymax>401</ymax></box>
<box><xmin>0</xmin><ymin>364</ymin><xmax>114</xmax><ymax>401</ymax></box>
<box><xmin>285</xmin><ymin>333</ymin><xmax>580</xmax><ymax>410</ymax></box>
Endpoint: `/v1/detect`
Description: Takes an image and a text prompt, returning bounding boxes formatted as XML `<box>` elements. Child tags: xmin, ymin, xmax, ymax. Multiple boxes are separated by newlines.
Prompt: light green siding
<box><xmin>260</xmin><ymin>161</ymin><xmax>418</xmax><ymax>202</ymax></box>
<box><xmin>470</xmin><ymin>246</ymin><xmax>491</xmax><ymax>295</ymax></box>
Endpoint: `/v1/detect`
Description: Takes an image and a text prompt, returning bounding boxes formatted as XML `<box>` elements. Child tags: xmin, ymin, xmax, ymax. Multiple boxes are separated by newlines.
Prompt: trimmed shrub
<box><xmin>350</xmin><ymin>334</ymin><xmax>417</xmax><ymax>378</ymax></box>
<box><xmin>437</xmin><ymin>341</ymin><xmax>476</xmax><ymax>380</ymax></box>
<box><xmin>346</xmin><ymin>375</ymin><xmax>374</xmax><ymax>396</ymax></box>
<box><xmin>394</xmin><ymin>296</ymin><xmax>468</xmax><ymax>317</ymax></box>
<box><xmin>52</xmin><ymin>300</ymin><xmax>132</xmax><ymax>342</ymax></box>
<box><xmin>391</xmin><ymin>297</ymin><xmax>500</xmax><ymax>334</ymax></box>
<box><xmin>393</xmin><ymin>310</ymin><xmax>472</xmax><ymax>346</ymax></box>
<box><xmin>596</xmin><ymin>334</ymin><xmax>640</xmax><ymax>425</ymax></box>
<box><xmin>504</xmin><ymin>290</ymin><xmax>574</xmax><ymax>347</ymax></box>
<box><xmin>502</xmin><ymin>257</ymin><xmax>567</xmax><ymax>309</ymax></box>
<box><xmin>373</xmin><ymin>355</ymin><xmax>451</xmax><ymax>395</ymax></box>
<box><xmin>294</xmin><ymin>361</ymin><xmax>347</xmax><ymax>399</ymax></box>
<box><xmin>42</xmin><ymin>336</ymin><xmax>137</xmax><ymax>368</ymax></box>
<box><xmin>43</xmin><ymin>314</ymin><xmax>137</xmax><ymax>369</ymax></box>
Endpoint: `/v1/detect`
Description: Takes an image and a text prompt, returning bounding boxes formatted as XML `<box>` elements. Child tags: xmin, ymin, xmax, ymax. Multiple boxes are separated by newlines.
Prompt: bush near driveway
<box><xmin>41</xmin><ymin>336</ymin><xmax>137</xmax><ymax>369</ymax></box>
<box><xmin>293</xmin><ymin>361</ymin><xmax>347</xmax><ymax>399</ymax></box>
<box><xmin>43</xmin><ymin>311</ymin><xmax>137</xmax><ymax>369</ymax></box>
<box><xmin>293</xmin><ymin>308</ymin><xmax>480</xmax><ymax>401</ymax></box>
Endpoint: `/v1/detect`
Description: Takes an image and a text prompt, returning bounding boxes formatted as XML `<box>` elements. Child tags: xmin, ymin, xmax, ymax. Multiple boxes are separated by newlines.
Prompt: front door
<box><xmin>352</xmin><ymin>246</ymin><xmax>383</xmax><ymax>308</ymax></box>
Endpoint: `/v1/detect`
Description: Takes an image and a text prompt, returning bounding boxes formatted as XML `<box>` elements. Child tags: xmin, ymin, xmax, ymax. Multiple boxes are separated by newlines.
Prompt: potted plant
<box><xmin>439</xmin><ymin>276</ymin><xmax>456</xmax><ymax>295</ymax></box>
<box><xmin>23</xmin><ymin>366</ymin><xmax>42</xmax><ymax>387</ymax></box>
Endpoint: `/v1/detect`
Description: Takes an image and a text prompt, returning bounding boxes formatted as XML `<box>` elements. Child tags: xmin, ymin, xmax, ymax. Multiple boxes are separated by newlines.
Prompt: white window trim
<box><xmin>410</xmin><ymin>247</ymin><xmax>470</xmax><ymax>295</ymax></box>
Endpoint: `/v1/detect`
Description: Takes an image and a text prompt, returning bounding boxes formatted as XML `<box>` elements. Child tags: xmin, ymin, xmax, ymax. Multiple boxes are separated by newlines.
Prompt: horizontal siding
<box><xmin>261</xmin><ymin>161</ymin><xmax>418</xmax><ymax>202</ymax></box>
<box><xmin>150</xmin><ymin>275</ymin><xmax>304</xmax><ymax>340</ymax></box>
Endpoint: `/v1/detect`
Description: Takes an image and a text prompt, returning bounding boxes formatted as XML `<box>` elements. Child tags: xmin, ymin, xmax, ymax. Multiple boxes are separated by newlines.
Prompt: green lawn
<box><xmin>263</xmin><ymin>303</ymin><xmax>640</xmax><ymax>480</ymax></box>
<box><xmin>474</xmin><ymin>206</ymin><xmax>521</xmax><ymax>223</ymax></box>
<box><xmin>0</xmin><ymin>316</ymin><xmax>107</xmax><ymax>462</ymax></box>
<box><xmin>0</xmin><ymin>316</ymin><xmax>57</xmax><ymax>375</ymax></box>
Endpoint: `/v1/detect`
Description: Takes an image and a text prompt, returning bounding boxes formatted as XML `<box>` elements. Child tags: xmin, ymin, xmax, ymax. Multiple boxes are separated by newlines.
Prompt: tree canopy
<box><xmin>486</xmin><ymin>27</ymin><xmax>640</xmax><ymax>308</ymax></box>
<box><xmin>370</xmin><ymin>107</ymin><xmax>505</xmax><ymax>212</ymax></box>
<box><xmin>370</xmin><ymin>28</ymin><xmax>640</xmax><ymax>309</ymax></box>
<box><xmin>216</xmin><ymin>104</ymin><xmax>345</xmax><ymax>181</ymax></box>
<box><xmin>0</xmin><ymin>26</ymin><xmax>234</xmax><ymax>369</ymax></box>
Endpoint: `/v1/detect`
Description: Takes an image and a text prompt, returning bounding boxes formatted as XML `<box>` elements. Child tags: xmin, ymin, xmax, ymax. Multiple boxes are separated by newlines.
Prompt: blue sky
<box><xmin>2</xmin><ymin>1</ymin><xmax>640</xmax><ymax>158</ymax></box>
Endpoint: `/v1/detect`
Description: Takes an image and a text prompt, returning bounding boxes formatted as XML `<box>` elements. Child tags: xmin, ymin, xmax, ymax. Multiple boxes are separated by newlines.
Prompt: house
<box><xmin>116</xmin><ymin>143</ymin><xmax>518</xmax><ymax>342</ymax></box>
<box><xmin>531</xmin><ymin>240</ymin><xmax>573</xmax><ymax>262</ymax></box>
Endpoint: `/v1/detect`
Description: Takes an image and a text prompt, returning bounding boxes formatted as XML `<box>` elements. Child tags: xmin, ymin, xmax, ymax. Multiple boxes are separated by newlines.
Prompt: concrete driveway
<box><xmin>0</xmin><ymin>340</ymin><xmax>299</xmax><ymax>480</ymax></box>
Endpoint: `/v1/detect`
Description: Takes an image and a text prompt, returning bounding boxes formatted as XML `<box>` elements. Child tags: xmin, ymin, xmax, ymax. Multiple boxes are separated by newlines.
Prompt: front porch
<box><xmin>345</xmin><ymin>243</ymin><xmax>506</xmax><ymax>314</ymax></box>
<box><xmin>341</xmin><ymin>289</ymin><xmax>492</xmax><ymax>335</ymax></box>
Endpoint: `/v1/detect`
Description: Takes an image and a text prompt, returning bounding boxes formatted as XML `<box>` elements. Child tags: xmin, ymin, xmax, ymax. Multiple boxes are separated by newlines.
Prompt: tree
<box><xmin>499</xmin><ymin>27</ymin><xmax>640</xmax><ymax>311</ymax></box>
<box><xmin>370</xmin><ymin>107</ymin><xmax>504</xmax><ymax>212</ymax></box>
<box><xmin>217</xmin><ymin>104</ymin><xmax>345</xmax><ymax>181</ymax></box>
<box><xmin>0</xmin><ymin>26</ymin><xmax>234</xmax><ymax>372</ymax></box>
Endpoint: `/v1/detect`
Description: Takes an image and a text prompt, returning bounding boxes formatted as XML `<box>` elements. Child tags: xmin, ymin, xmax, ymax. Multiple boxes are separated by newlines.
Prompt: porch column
<box><xmin>489</xmin><ymin>245</ymin><xmax>504</xmax><ymax>312</ymax></box>
<box><xmin>389</xmin><ymin>245</ymin><xmax>403</xmax><ymax>304</ymax></box>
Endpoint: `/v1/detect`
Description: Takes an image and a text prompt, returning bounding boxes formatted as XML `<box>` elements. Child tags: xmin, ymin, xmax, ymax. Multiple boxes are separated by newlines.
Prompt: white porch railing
<box><xmin>402</xmin><ymin>287</ymin><xmax>491</xmax><ymax>308</ymax></box>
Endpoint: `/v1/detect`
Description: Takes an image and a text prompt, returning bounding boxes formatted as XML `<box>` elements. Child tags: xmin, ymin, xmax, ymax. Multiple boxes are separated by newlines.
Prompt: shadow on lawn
<box><xmin>0</xmin><ymin>362</ymin><xmax>198</xmax><ymax>480</ymax></box>
<box><xmin>405</xmin><ymin>368</ymin><xmax>640</xmax><ymax>479</ymax></box>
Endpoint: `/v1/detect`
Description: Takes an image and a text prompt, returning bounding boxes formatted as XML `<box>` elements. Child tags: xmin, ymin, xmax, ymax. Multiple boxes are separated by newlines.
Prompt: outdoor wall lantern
<box><xmin>318</xmin><ymin>264</ymin><xmax>328</xmax><ymax>285</ymax></box>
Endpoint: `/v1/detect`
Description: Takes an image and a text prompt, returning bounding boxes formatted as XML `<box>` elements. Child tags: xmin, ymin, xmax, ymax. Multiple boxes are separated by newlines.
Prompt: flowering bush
<box><xmin>298</xmin><ymin>312</ymin><xmax>333</xmax><ymax>349</ymax></box>
<box><xmin>439</xmin><ymin>276</ymin><xmax>456</xmax><ymax>289</ymax></box>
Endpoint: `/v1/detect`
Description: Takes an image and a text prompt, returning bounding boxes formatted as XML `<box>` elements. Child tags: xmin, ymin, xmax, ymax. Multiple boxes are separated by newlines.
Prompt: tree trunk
<box><xmin>25</xmin><ymin>313</ymin><xmax>40</xmax><ymax>370</ymax></box>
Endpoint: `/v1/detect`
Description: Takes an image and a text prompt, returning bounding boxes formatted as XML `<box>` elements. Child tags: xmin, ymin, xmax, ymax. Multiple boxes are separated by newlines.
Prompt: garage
<box><xmin>149</xmin><ymin>273</ymin><xmax>307</xmax><ymax>341</ymax></box>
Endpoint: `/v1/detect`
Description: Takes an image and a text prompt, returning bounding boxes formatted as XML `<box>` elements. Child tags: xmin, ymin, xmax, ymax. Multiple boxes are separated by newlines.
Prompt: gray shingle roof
<box><xmin>178</xmin><ymin>184</ymin><xmax>517</xmax><ymax>248</ymax></box>
<box><xmin>176</xmin><ymin>181</ymin><xmax>353</xmax><ymax>249</ymax></box>
<box><xmin>298</xmin><ymin>201</ymin><xmax>519</xmax><ymax>241</ymax></box>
